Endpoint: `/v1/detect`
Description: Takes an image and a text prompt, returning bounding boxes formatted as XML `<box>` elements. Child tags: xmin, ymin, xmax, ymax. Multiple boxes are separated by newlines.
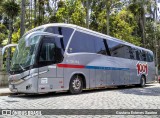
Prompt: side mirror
<box><xmin>1</xmin><ymin>44</ymin><xmax>17</xmax><ymax>72</ymax></box>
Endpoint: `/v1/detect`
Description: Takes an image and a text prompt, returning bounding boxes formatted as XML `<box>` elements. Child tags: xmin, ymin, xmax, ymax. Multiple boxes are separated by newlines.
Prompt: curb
<box><xmin>0</xmin><ymin>92</ymin><xmax>11</xmax><ymax>96</ymax></box>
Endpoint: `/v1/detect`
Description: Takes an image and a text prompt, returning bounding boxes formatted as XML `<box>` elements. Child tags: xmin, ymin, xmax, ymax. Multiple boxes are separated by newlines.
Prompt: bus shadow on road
<box><xmin>118</xmin><ymin>86</ymin><xmax>160</xmax><ymax>96</ymax></box>
<box><xmin>8</xmin><ymin>84</ymin><xmax>159</xmax><ymax>99</ymax></box>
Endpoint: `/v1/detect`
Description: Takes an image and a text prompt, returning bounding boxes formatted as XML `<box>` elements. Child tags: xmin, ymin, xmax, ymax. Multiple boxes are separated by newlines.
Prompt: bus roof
<box><xmin>25</xmin><ymin>23</ymin><xmax>153</xmax><ymax>53</ymax></box>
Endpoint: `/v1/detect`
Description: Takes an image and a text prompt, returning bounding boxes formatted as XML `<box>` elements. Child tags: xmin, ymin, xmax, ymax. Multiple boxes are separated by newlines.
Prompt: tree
<box><xmin>105</xmin><ymin>0</ymin><xmax>121</xmax><ymax>35</ymax></box>
<box><xmin>110</xmin><ymin>9</ymin><xmax>141</xmax><ymax>45</ymax></box>
<box><xmin>128</xmin><ymin>0</ymin><xmax>151</xmax><ymax>47</ymax></box>
<box><xmin>86</xmin><ymin>0</ymin><xmax>89</xmax><ymax>28</ymax></box>
<box><xmin>34</xmin><ymin>0</ymin><xmax>37</xmax><ymax>27</ymax></box>
<box><xmin>82</xmin><ymin>0</ymin><xmax>90</xmax><ymax>28</ymax></box>
<box><xmin>2</xmin><ymin>0</ymin><xmax>20</xmax><ymax>71</ymax></box>
<box><xmin>70</xmin><ymin>0</ymin><xmax>86</xmax><ymax>26</ymax></box>
<box><xmin>56</xmin><ymin>0</ymin><xmax>86</xmax><ymax>26</ymax></box>
<box><xmin>20</xmin><ymin>0</ymin><xmax>26</xmax><ymax>37</ymax></box>
<box><xmin>0</xmin><ymin>0</ymin><xmax>3</xmax><ymax>14</ymax></box>
<box><xmin>90</xmin><ymin>0</ymin><xmax>105</xmax><ymax>32</ymax></box>
<box><xmin>0</xmin><ymin>24</ymin><xmax>8</xmax><ymax>46</ymax></box>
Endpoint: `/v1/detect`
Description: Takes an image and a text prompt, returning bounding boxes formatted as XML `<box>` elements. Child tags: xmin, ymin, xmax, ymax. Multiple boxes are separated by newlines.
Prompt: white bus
<box><xmin>2</xmin><ymin>23</ymin><xmax>155</xmax><ymax>94</ymax></box>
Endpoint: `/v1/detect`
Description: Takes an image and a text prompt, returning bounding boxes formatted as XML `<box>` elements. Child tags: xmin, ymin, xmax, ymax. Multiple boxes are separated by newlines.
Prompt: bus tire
<box><xmin>140</xmin><ymin>76</ymin><xmax>146</xmax><ymax>87</ymax></box>
<box><xmin>69</xmin><ymin>75</ymin><xmax>83</xmax><ymax>94</ymax></box>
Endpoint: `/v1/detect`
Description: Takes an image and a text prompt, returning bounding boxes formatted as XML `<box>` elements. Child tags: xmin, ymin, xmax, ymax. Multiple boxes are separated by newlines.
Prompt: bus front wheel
<box><xmin>69</xmin><ymin>75</ymin><xmax>83</xmax><ymax>94</ymax></box>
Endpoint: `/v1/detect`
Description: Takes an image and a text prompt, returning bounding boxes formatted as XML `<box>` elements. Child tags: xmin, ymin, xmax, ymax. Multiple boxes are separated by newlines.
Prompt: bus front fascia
<box><xmin>6</xmin><ymin>32</ymin><xmax>63</xmax><ymax>85</ymax></box>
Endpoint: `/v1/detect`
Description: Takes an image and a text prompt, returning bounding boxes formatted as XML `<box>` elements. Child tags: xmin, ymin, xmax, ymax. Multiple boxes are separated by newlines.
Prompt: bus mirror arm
<box><xmin>1</xmin><ymin>44</ymin><xmax>18</xmax><ymax>69</ymax></box>
<box><xmin>2</xmin><ymin>44</ymin><xmax>18</xmax><ymax>56</ymax></box>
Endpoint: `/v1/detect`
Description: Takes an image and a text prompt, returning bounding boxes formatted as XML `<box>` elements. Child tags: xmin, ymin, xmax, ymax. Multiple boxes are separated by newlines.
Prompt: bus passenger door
<box><xmin>37</xmin><ymin>34</ymin><xmax>64</xmax><ymax>93</ymax></box>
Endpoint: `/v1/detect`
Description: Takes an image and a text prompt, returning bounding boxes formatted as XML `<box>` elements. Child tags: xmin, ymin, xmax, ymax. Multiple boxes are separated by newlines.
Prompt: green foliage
<box><xmin>97</xmin><ymin>9</ymin><xmax>107</xmax><ymax>33</ymax></box>
<box><xmin>12</xmin><ymin>29</ymin><xmax>20</xmax><ymax>44</ymax></box>
<box><xmin>0</xmin><ymin>24</ymin><xmax>7</xmax><ymax>34</ymax></box>
<box><xmin>0</xmin><ymin>24</ymin><xmax>8</xmax><ymax>45</ymax></box>
<box><xmin>70</xmin><ymin>0</ymin><xmax>86</xmax><ymax>26</ymax></box>
<box><xmin>2</xmin><ymin>0</ymin><xmax>20</xmax><ymax>19</ymax></box>
<box><xmin>2</xmin><ymin>29</ymin><xmax>20</xmax><ymax>45</ymax></box>
<box><xmin>56</xmin><ymin>0</ymin><xmax>86</xmax><ymax>26</ymax></box>
<box><xmin>56</xmin><ymin>7</ymin><xmax>66</xmax><ymax>23</ymax></box>
<box><xmin>110</xmin><ymin>9</ymin><xmax>141</xmax><ymax>45</ymax></box>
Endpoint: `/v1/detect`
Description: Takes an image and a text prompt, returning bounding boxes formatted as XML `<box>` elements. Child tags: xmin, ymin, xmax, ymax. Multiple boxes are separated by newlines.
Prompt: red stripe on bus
<box><xmin>57</xmin><ymin>64</ymin><xmax>85</xmax><ymax>69</ymax></box>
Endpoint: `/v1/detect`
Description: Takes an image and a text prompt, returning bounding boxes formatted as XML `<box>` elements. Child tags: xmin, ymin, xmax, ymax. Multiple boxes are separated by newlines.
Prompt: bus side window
<box><xmin>135</xmin><ymin>50</ymin><xmax>140</xmax><ymax>60</ymax></box>
<box><xmin>68</xmin><ymin>31</ymin><xmax>95</xmax><ymax>53</ymax></box>
<box><xmin>107</xmin><ymin>40</ymin><xmax>126</xmax><ymax>58</ymax></box>
<box><xmin>45</xmin><ymin>27</ymin><xmax>74</xmax><ymax>49</ymax></box>
<box><xmin>141</xmin><ymin>50</ymin><xmax>147</xmax><ymax>61</ymax></box>
<box><xmin>131</xmin><ymin>48</ymin><xmax>136</xmax><ymax>60</ymax></box>
<box><xmin>95</xmin><ymin>38</ymin><xmax>107</xmax><ymax>55</ymax></box>
<box><xmin>146</xmin><ymin>52</ymin><xmax>153</xmax><ymax>62</ymax></box>
<box><xmin>127</xmin><ymin>46</ymin><xmax>135</xmax><ymax>59</ymax></box>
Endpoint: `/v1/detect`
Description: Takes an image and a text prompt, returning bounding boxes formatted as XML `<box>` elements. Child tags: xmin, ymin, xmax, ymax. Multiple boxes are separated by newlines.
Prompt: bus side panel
<box><xmin>119</xmin><ymin>70</ymin><xmax>126</xmax><ymax>85</ymax></box>
<box><xmin>111</xmin><ymin>70</ymin><xmax>120</xmax><ymax>85</ymax></box>
<box><xmin>147</xmin><ymin>62</ymin><xmax>156</xmax><ymax>83</ymax></box>
<box><xmin>110</xmin><ymin>57</ymin><xmax>130</xmax><ymax>85</ymax></box>
<box><xmin>129</xmin><ymin>60</ymin><xmax>139</xmax><ymax>84</ymax></box>
<box><xmin>106</xmin><ymin>70</ymin><xmax>113</xmax><ymax>86</ymax></box>
<box><xmin>89</xmin><ymin>70</ymin><xmax>96</xmax><ymax>88</ymax></box>
<box><xmin>95</xmin><ymin>70</ymin><xmax>106</xmax><ymax>87</ymax></box>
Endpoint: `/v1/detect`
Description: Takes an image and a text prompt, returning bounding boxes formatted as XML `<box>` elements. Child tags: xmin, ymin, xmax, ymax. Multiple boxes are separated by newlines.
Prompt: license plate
<box><xmin>9</xmin><ymin>84</ymin><xmax>15</xmax><ymax>89</ymax></box>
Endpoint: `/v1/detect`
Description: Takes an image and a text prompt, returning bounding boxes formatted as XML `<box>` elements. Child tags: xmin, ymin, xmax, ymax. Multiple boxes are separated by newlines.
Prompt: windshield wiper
<box><xmin>19</xmin><ymin>64</ymin><xmax>26</xmax><ymax>71</ymax></box>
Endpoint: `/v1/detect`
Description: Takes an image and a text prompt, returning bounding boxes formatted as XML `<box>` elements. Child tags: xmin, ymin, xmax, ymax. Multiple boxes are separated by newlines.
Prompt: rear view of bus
<box><xmin>2</xmin><ymin>23</ymin><xmax>155</xmax><ymax>94</ymax></box>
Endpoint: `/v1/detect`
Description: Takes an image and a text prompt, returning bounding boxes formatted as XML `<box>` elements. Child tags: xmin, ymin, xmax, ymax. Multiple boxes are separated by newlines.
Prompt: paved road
<box><xmin>0</xmin><ymin>83</ymin><xmax>160</xmax><ymax>118</ymax></box>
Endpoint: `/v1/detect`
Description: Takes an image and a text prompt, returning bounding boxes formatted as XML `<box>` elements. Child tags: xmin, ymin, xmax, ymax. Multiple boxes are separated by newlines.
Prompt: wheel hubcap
<box><xmin>72</xmin><ymin>78</ymin><xmax>81</xmax><ymax>90</ymax></box>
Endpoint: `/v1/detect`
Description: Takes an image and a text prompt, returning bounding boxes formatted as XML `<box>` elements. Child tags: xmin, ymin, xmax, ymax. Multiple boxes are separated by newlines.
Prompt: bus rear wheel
<box><xmin>140</xmin><ymin>76</ymin><xmax>146</xmax><ymax>87</ymax></box>
<box><xmin>69</xmin><ymin>75</ymin><xmax>83</xmax><ymax>94</ymax></box>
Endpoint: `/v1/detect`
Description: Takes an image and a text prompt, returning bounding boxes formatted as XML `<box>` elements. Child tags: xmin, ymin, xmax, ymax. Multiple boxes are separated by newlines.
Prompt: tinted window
<box><xmin>39</xmin><ymin>43</ymin><xmax>55</xmax><ymax>62</ymax></box>
<box><xmin>125</xmin><ymin>46</ymin><xmax>135</xmax><ymax>59</ymax></box>
<box><xmin>135</xmin><ymin>49</ymin><xmax>153</xmax><ymax>62</ymax></box>
<box><xmin>38</xmin><ymin>36</ymin><xmax>64</xmax><ymax>66</ymax></box>
<box><xmin>106</xmin><ymin>40</ymin><xmax>137</xmax><ymax>59</ymax></box>
<box><xmin>141</xmin><ymin>50</ymin><xmax>147</xmax><ymax>61</ymax></box>
<box><xmin>135</xmin><ymin>50</ymin><xmax>140</xmax><ymax>60</ymax></box>
<box><xmin>68</xmin><ymin>31</ymin><xmax>95</xmax><ymax>53</ymax></box>
<box><xmin>146</xmin><ymin>52</ymin><xmax>154</xmax><ymax>62</ymax></box>
<box><xmin>45</xmin><ymin>27</ymin><xmax>74</xmax><ymax>48</ymax></box>
<box><xmin>107</xmin><ymin>40</ymin><xmax>126</xmax><ymax>58</ymax></box>
<box><xmin>95</xmin><ymin>39</ymin><xmax>107</xmax><ymax>55</ymax></box>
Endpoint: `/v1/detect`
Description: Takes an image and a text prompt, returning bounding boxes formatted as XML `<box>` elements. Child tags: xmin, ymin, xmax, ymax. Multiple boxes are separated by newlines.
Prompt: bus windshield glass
<box><xmin>10</xmin><ymin>35</ymin><xmax>40</xmax><ymax>72</ymax></box>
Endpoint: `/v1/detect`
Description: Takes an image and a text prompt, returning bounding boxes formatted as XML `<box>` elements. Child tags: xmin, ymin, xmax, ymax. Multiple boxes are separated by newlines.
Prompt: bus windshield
<box><xmin>10</xmin><ymin>35</ymin><xmax>40</xmax><ymax>72</ymax></box>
